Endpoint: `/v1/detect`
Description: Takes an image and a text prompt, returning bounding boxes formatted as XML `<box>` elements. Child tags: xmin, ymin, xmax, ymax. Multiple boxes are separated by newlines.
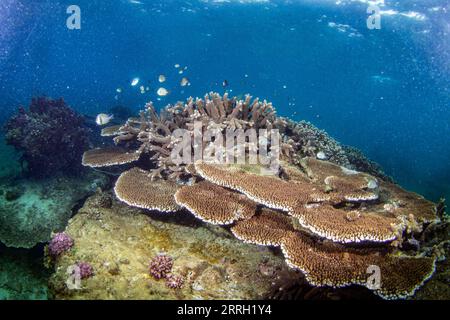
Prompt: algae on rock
<box><xmin>49</xmin><ymin>192</ymin><xmax>299</xmax><ymax>300</ymax></box>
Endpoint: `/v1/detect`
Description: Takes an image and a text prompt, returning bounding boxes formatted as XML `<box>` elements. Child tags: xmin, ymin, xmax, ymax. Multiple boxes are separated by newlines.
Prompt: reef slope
<box><xmin>49</xmin><ymin>192</ymin><xmax>299</xmax><ymax>300</ymax></box>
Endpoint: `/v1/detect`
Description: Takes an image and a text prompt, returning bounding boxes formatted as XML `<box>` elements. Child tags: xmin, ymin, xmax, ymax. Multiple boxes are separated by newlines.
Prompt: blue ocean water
<box><xmin>0</xmin><ymin>0</ymin><xmax>449</xmax><ymax>201</ymax></box>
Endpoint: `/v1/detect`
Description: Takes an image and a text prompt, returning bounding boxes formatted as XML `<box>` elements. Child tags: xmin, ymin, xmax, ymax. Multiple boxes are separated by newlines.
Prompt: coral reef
<box><xmin>83</xmin><ymin>92</ymin><xmax>390</xmax><ymax>183</ymax></box>
<box><xmin>280</xmin><ymin>120</ymin><xmax>391</xmax><ymax>182</ymax></box>
<box><xmin>148</xmin><ymin>254</ymin><xmax>185</xmax><ymax>289</ymax></box>
<box><xmin>0</xmin><ymin>245</ymin><xmax>50</xmax><ymax>300</ymax></box>
<box><xmin>79</xmin><ymin>92</ymin><xmax>445</xmax><ymax>300</ymax></box>
<box><xmin>0</xmin><ymin>171</ymin><xmax>108</xmax><ymax>248</ymax></box>
<box><xmin>4</xmin><ymin>97</ymin><xmax>90</xmax><ymax>177</ymax></box>
<box><xmin>49</xmin><ymin>192</ymin><xmax>298</xmax><ymax>299</ymax></box>
<box><xmin>83</xmin><ymin>92</ymin><xmax>282</xmax><ymax>181</ymax></box>
<box><xmin>342</xmin><ymin>145</ymin><xmax>393</xmax><ymax>182</ymax></box>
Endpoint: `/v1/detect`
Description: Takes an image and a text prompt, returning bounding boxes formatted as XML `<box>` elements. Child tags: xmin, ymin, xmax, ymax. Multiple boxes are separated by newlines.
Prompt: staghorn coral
<box><xmin>114</xmin><ymin>167</ymin><xmax>179</xmax><ymax>212</ymax></box>
<box><xmin>83</xmin><ymin>92</ymin><xmax>283</xmax><ymax>181</ymax></box>
<box><xmin>175</xmin><ymin>180</ymin><xmax>257</xmax><ymax>225</ymax></box>
<box><xmin>83</xmin><ymin>92</ymin><xmax>390</xmax><ymax>183</ymax></box>
<box><xmin>4</xmin><ymin>97</ymin><xmax>90</xmax><ymax>177</ymax></box>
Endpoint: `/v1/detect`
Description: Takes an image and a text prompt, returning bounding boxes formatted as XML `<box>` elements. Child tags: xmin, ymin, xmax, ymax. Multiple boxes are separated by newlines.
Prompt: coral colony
<box><xmin>48</xmin><ymin>232</ymin><xmax>74</xmax><ymax>258</ymax></box>
<box><xmin>4</xmin><ymin>97</ymin><xmax>90</xmax><ymax>177</ymax></box>
<box><xmin>76</xmin><ymin>262</ymin><xmax>94</xmax><ymax>279</ymax></box>
<box><xmin>81</xmin><ymin>92</ymin><xmax>443</xmax><ymax>299</ymax></box>
<box><xmin>149</xmin><ymin>254</ymin><xmax>184</xmax><ymax>289</ymax></box>
<box><xmin>149</xmin><ymin>254</ymin><xmax>173</xmax><ymax>280</ymax></box>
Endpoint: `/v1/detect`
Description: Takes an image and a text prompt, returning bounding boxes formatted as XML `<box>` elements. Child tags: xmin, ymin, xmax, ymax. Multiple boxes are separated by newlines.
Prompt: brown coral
<box><xmin>101</xmin><ymin>125</ymin><xmax>124</xmax><ymax>137</ymax></box>
<box><xmin>82</xmin><ymin>147</ymin><xmax>141</xmax><ymax>167</ymax></box>
<box><xmin>290</xmin><ymin>205</ymin><xmax>399</xmax><ymax>243</ymax></box>
<box><xmin>83</xmin><ymin>93</ymin><xmax>283</xmax><ymax>181</ymax></box>
<box><xmin>231</xmin><ymin>208</ymin><xmax>294</xmax><ymax>246</ymax></box>
<box><xmin>80</xmin><ymin>92</ymin><xmax>441</xmax><ymax>300</ymax></box>
<box><xmin>175</xmin><ymin>181</ymin><xmax>256</xmax><ymax>225</ymax></box>
<box><xmin>114</xmin><ymin>167</ymin><xmax>179</xmax><ymax>212</ymax></box>
<box><xmin>194</xmin><ymin>161</ymin><xmax>327</xmax><ymax>212</ymax></box>
<box><xmin>300</xmin><ymin>157</ymin><xmax>379</xmax><ymax>202</ymax></box>
<box><xmin>195</xmin><ymin>160</ymin><xmax>436</xmax><ymax>244</ymax></box>
<box><xmin>232</xmin><ymin>209</ymin><xmax>435</xmax><ymax>299</ymax></box>
<box><xmin>281</xmin><ymin>232</ymin><xmax>435</xmax><ymax>299</ymax></box>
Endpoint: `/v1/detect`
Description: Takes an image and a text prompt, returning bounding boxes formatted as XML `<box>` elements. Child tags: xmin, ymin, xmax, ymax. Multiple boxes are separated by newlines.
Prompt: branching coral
<box><xmin>4</xmin><ymin>97</ymin><xmax>90</xmax><ymax>177</ymax></box>
<box><xmin>83</xmin><ymin>92</ymin><xmax>281</xmax><ymax>181</ymax></box>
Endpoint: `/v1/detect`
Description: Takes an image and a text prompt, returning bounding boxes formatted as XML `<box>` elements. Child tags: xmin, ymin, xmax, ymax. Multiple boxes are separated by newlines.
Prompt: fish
<box><xmin>131</xmin><ymin>78</ymin><xmax>140</xmax><ymax>86</ymax></box>
<box><xmin>178</xmin><ymin>70</ymin><xmax>184</xmax><ymax>74</ymax></box>
<box><xmin>157</xmin><ymin>87</ymin><xmax>169</xmax><ymax>96</ymax></box>
<box><xmin>158</xmin><ymin>75</ymin><xmax>166</xmax><ymax>83</ymax></box>
<box><xmin>222</xmin><ymin>80</ymin><xmax>228</xmax><ymax>87</ymax></box>
<box><xmin>96</xmin><ymin>113</ymin><xmax>114</xmax><ymax>126</ymax></box>
<box><xmin>116</xmin><ymin>88</ymin><xmax>122</xmax><ymax>93</ymax></box>
<box><xmin>370</xmin><ymin>75</ymin><xmax>396</xmax><ymax>84</ymax></box>
<box><xmin>174</xmin><ymin>64</ymin><xmax>180</xmax><ymax>68</ymax></box>
<box><xmin>180</xmin><ymin>77</ymin><xmax>190</xmax><ymax>87</ymax></box>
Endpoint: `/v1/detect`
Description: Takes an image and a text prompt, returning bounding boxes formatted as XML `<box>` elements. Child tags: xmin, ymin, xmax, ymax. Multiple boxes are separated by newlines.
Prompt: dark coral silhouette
<box><xmin>4</xmin><ymin>97</ymin><xmax>90</xmax><ymax>177</ymax></box>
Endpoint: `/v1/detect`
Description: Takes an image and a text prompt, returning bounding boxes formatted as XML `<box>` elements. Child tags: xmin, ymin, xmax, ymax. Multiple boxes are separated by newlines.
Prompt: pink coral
<box><xmin>149</xmin><ymin>254</ymin><xmax>173</xmax><ymax>279</ymax></box>
<box><xmin>48</xmin><ymin>232</ymin><xmax>74</xmax><ymax>257</ymax></box>
<box><xmin>76</xmin><ymin>262</ymin><xmax>94</xmax><ymax>279</ymax></box>
<box><xmin>165</xmin><ymin>274</ymin><xmax>184</xmax><ymax>289</ymax></box>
